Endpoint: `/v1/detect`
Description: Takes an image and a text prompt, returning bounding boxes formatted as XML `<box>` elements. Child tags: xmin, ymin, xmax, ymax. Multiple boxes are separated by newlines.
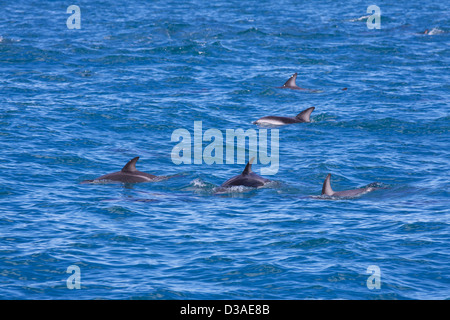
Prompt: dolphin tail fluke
<box><xmin>322</xmin><ymin>173</ymin><xmax>334</xmax><ymax>196</ymax></box>
<box><xmin>242</xmin><ymin>157</ymin><xmax>255</xmax><ymax>175</ymax></box>
<box><xmin>282</xmin><ymin>72</ymin><xmax>298</xmax><ymax>88</ymax></box>
<box><xmin>296</xmin><ymin>107</ymin><xmax>315</xmax><ymax>122</ymax></box>
<box><xmin>121</xmin><ymin>157</ymin><xmax>139</xmax><ymax>172</ymax></box>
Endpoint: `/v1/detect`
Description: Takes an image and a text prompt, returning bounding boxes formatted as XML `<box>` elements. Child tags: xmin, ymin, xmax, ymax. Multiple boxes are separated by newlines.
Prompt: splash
<box><xmin>349</xmin><ymin>15</ymin><xmax>371</xmax><ymax>22</ymax></box>
<box><xmin>424</xmin><ymin>27</ymin><xmax>444</xmax><ymax>35</ymax></box>
<box><xmin>191</xmin><ymin>178</ymin><xmax>207</xmax><ymax>188</ymax></box>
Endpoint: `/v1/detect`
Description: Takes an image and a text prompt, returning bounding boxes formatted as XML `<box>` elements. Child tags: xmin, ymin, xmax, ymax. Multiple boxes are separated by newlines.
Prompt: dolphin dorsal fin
<box><xmin>283</xmin><ymin>73</ymin><xmax>298</xmax><ymax>88</ymax></box>
<box><xmin>322</xmin><ymin>174</ymin><xmax>334</xmax><ymax>196</ymax></box>
<box><xmin>296</xmin><ymin>107</ymin><xmax>315</xmax><ymax>122</ymax></box>
<box><xmin>242</xmin><ymin>157</ymin><xmax>255</xmax><ymax>175</ymax></box>
<box><xmin>121</xmin><ymin>157</ymin><xmax>139</xmax><ymax>172</ymax></box>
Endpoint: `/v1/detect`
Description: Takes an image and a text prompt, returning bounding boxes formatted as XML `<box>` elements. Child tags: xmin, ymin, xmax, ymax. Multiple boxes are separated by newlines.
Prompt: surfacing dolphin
<box><xmin>253</xmin><ymin>107</ymin><xmax>315</xmax><ymax>126</ymax></box>
<box><xmin>321</xmin><ymin>173</ymin><xmax>377</xmax><ymax>198</ymax></box>
<box><xmin>420</xmin><ymin>28</ymin><xmax>444</xmax><ymax>35</ymax></box>
<box><xmin>277</xmin><ymin>72</ymin><xmax>306</xmax><ymax>90</ymax></box>
<box><xmin>221</xmin><ymin>157</ymin><xmax>270</xmax><ymax>188</ymax></box>
<box><xmin>81</xmin><ymin>157</ymin><xmax>167</xmax><ymax>184</ymax></box>
<box><xmin>277</xmin><ymin>72</ymin><xmax>321</xmax><ymax>92</ymax></box>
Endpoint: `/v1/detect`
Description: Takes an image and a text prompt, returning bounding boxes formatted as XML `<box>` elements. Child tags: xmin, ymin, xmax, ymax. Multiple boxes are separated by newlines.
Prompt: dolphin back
<box><xmin>295</xmin><ymin>107</ymin><xmax>315</xmax><ymax>122</ymax></box>
<box><xmin>221</xmin><ymin>157</ymin><xmax>269</xmax><ymax>188</ymax></box>
<box><xmin>122</xmin><ymin>157</ymin><xmax>139</xmax><ymax>172</ymax></box>
<box><xmin>322</xmin><ymin>174</ymin><xmax>333</xmax><ymax>195</ymax></box>
<box><xmin>282</xmin><ymin>73</ymin><xmax>298</xmax><ymax>88</ymax></box>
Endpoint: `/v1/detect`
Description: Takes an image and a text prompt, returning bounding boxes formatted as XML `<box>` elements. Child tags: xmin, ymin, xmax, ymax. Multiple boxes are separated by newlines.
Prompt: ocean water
<box><xmin>0</xmin><ymin>0</ymin><xmax>449</xmax><ymax>300</ymax></box>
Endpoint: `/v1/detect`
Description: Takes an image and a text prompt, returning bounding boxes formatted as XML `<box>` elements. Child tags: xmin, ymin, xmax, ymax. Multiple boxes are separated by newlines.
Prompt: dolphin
<box><xmin>349</xmin><ymin>15</ymin><xmax>371</xmax><ymax>22</ymax></box>
<box><xmin>421</xmin><ymin>28</ymin><xmax>443</xmax><ymax>35</ymax></box>
<box><xmin>221</xmin><ymin>157</ymin><xmax>270</xmax><ymax>188</ymax></box>
<box><xmin>321</xmin><ymin>173</ymin><xmax>377</xmax><ymax>198</ymax></box>
<box><xmin>81</xmin><ymin>157</ymin><xmax>163</xmax><ymax>184</ymax></box>
<box><xmin>277</xmin><ymin>72</ymin><xmax>308</xmax><ymax>90</ymax></box>
<box><xmin>253</xmin><ymin>107</ymin><xmax>315</xmax><ymax>126</ymax></box>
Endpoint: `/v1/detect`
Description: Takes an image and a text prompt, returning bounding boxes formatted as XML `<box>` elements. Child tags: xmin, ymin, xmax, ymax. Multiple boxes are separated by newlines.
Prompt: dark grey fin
<box><xmin>322</xmin><ymin>174</ymin><xmax>334</xmax><ymax>196</ymax></box>
<box><xmin>121</xmin><ymin>157</ymin><xmax>139</xmax><ymax>172</ymax></box>
<box><xmin>295</xmin><ymin>107</ymin><xmax>315</xmax><ymax>122</ymax></box>
<box><xmin>242</xmin><ymin>157</ymin><xmax>255</xmax><ymax>175</ymax></box>
<box><xmin>283</xmin><ymin>73</ymin><xmax>298</xmax><ymax>87</ymax></box>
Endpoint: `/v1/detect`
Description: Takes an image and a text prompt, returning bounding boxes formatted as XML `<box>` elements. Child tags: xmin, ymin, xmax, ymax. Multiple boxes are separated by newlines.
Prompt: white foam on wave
<box><xmin>0</xmin><ymin>36</ymin><xmax>21</xmax><ymax>43</ymax></box>
<box><xmin>427</xmin><ymin>27</ymin><xmax>444</xmax><ymax>35</ymax></box>
<box><xmin>213</xmin><ymin>185</ymin><xmax>253</xmax><ymax>194</ymax></box>
<box><xmin>349</xmin><ymin>15</ymin><xmax>371</xmax><ymax>22</ymax></box>
<box><xmin>190</xmin><ymin>178</ymin><xmax>207</xmax><ymax>188</ymax></box>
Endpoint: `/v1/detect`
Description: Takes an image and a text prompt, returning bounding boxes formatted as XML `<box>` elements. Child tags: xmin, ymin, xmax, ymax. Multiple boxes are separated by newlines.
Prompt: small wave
<box><xmin>312</xmin><ymin>112</ymin><xmax>337</xmax><ymax>122</ymax></box>
<box><xmin>365</xmin><ymin>182</ymin><xmax>388</xmax><ymax>189</ymax></box>
<box><xmin>398</xmin><ymin>221</ymin><xmax>447</xmax><ymax>233</ymax></box>
<box><xmin>0</xmin><ymin>36</ymin><xmax>20</xmax><ymax>43</ymax></box>
<box><xmin>101</xmin><ymin>197</ymin><xmax>157</xmax><ymax>203</ymax></box>
<box><xmin>237</xmin><ymin>27</ymin><xmax>267</xmax><ymax>36</ymax></box>
<box><xmin>237</xmin><ymin>263</ymin><xmax>285</xmax><ymax>278</ymax></box>
<box><xmin>291</xmin><ymin>237</ymin><xmax>344</xmax><ymax>249</ymax></box>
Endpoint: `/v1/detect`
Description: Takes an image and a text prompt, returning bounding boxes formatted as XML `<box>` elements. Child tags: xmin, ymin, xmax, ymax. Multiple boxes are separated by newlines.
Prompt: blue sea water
<box><xmin>0</xmin><ymin>0</ymin><xmax>449</xmax><ymax>300</ymax></box>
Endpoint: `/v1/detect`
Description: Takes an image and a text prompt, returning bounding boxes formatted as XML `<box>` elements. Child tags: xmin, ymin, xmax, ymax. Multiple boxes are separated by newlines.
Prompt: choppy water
<box><xmin>0</xmin><ymin>0</ymin><xmax>449</xmax><ymax>299</ymax></box>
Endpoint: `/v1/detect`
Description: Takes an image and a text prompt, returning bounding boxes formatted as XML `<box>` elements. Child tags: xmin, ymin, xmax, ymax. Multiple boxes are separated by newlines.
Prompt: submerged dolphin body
<box><xmin>253</xmin><ymin>107</ymin><xmax>315</xmax><ymax>126</ymax></box>
<box><xmin>82</xmin><ymin>157</ymin><xmax>162</xmax><ymax>184</ymax></box>
<box><xmin>321</xmin><ymin>173</ymin><xmax>377</xmax><ymax>198</ymax></box>
<box><xmin>221</xmin><ymin>157</ymin><xmax>270</xmax><ymax>188</ymax></box>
